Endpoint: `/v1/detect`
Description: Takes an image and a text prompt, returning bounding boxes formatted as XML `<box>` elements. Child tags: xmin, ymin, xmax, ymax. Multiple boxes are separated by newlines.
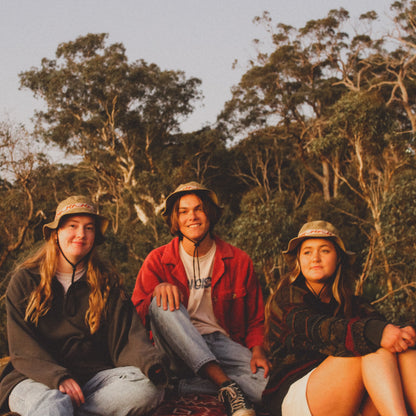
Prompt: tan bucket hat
<box><xmin>283</xmin><ymin>220</ymin><xmax>356</xmax><ymax>264</ymax></box>
<box><xmin>43</xmin><ymin>195</ymin><xmax>109</xmax><ymax>244</ymax></box>
<box><xmin>161</xmin><ymin>181</ymin><xmax>222</xmax><ymax>219</ymax></box>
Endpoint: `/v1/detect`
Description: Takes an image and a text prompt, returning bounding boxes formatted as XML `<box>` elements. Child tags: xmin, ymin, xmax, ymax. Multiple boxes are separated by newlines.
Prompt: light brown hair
<box><xmin>21</xmin><ymin>229</ymin><xmax>121</xmax><ymax>334</ymax></box>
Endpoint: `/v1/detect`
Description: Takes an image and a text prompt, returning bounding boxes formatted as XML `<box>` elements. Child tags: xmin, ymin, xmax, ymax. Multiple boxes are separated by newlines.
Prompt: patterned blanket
<box><xmin>153</xmin><ymin>394</ymin><xmax>226</xmax><ymax>416</ymax></box>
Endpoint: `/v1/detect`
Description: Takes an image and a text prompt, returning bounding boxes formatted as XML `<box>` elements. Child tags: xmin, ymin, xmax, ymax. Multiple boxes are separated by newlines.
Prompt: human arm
<box><xmin>107</xmin><ymin>286</ymin><xmax>169</xmax><ymax>387</ymax></box>
<box><xmin>267</xmin><ymin>285</ymin><xmax>388</xmax><ymax>358</ymax></box>
<box><xmin>6</xmin><ymin>270</ymin><xmax>72</xmax><ymax>389</ymax></box>
<box><xmin>250</xmin><ymin>345</ymin><xmax>270</xmax><ymax>377</ymax></box>
<box><xmin>216</xmin><ymin>247</ymin><xmax>265</xmax><ymax>348</ymax></box>
<box><xmin>131</xmin><ymin>242</ymin><xmax>188</xmax><ymax>325</ymax></box>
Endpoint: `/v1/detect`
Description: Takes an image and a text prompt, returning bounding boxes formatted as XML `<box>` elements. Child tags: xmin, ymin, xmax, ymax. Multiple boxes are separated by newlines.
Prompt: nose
<box><xmin>311</xmin><ymin>250</ymin><xmax>321</xmax><ymax>262</ymax></box>
<box><xmin>76</xmin><ymin>227</ymin><xmax>86</xmax><ymax>238</ymax></box>
<box><xmin>189</xmin><ymin>209</ymin><xmax>198</xmax><ymax>219</ymax></box>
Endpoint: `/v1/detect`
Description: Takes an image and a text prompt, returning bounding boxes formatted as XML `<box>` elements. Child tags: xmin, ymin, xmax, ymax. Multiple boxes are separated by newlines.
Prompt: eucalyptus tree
<box><xmin>325</xmin><ymin>91</ymin><xmax>412</xmax><ymax>297</ymax></box>
<box><xmin>0</xmin><ymin>122</ymin><xmax>49</xmax><ymax>272</ymax></box>
<box><xmin>366</xmin><ymin>1</ymin><xmax>416</xmax><ymax>138</ymax></box>
<box><xmin>219</xmin><ymin>8</ymin><xmax>353</xmax><ymax>201</ymax></box>
<box><xmin>19</xmin><ymin>33</ymin><xmax>203</xmax><ymax>241</ymax></box>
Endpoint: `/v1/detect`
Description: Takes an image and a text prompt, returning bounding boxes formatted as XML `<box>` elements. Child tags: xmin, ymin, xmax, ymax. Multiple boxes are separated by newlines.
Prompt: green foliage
<box><xmin>374</xmin><ymin>168</ymin><xmax>416</xmax><ymax>321</ymax></box>
<box><xmin>2</xmin><ymin>1</ymin><xmax>416</xmax><ymax>357</ymax></box>
<box><xmin>230</xmin><ymin>190</ymin><xmax>297</xmax><ymax>293</ymax></box>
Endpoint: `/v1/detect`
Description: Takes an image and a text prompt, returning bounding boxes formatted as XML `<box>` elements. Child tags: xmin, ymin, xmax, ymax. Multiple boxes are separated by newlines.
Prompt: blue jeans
<box><xmin>9</xmin><ymin>366</ymin><xmax>164</xmax><ymax>416</ymax></box>
<box><xmin>149</xmin><ymin>298</ymin><xmax>268</xmax><ymax>404</ymax></box>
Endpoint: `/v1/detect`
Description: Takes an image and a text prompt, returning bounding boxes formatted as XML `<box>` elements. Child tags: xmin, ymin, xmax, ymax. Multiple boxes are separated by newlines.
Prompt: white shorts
<box><xmin>281</xmin><ymin>368</ymin><xmax>315</xmax><ymax>416</ymax></box>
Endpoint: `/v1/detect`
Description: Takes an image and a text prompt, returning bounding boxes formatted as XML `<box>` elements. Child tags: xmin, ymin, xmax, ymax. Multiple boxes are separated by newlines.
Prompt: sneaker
<box><xmin>218</xmin><ymin>380</ymin><xmax>256</xmax><ymax>416</ymax></box>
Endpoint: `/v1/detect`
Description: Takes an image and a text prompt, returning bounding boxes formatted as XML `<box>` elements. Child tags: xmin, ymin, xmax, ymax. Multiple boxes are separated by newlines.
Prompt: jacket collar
<box><xmin>161</xmin><ymin>235</ymin><xmax>233</xmax><ymax>265</ymax></box>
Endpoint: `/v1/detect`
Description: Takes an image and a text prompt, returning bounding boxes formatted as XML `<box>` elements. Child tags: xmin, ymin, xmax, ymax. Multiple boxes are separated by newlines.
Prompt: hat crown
<box><xmin>43</xmin><ymin>195</ymin><xmax>109</xmax><ymax>244</ymax></box>
<box><xmin>283</xmin><ymin>220</ymin><xmax>356</xmax><ymax>265</ymax></box>
<box><xmin>173</xmin><ymin>181</ymin><xmax>209</xmax><ymax>194</ymax></box>
<box><xmin>55</xmin><ymin>195</ymin><xmax>97</xmax><ymax>220</ymax></box>
<box><xmin>297</xmin><ymin>220</ymin><xmax>339</xmax><ymax>239</ymax></box>
<box><xmin>162</xmin><ymin>181</ymin><xmax>220</xmax><ymax>219</ymax></box>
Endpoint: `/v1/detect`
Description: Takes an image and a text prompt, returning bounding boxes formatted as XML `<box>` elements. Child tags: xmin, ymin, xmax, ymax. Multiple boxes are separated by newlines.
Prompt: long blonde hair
<box><xmin>270</xmin><ymin>238</ymin><xmax>354</xmax><ymax>317</ymax></box>
<box><xmin>264</xmin><ymin>239</ymin><xmax>355</xmax><ymax>353</ymax></box>
<box><xmin>21</xmin><ymin>230</ymin><xmax>121</xmax><ymax>334</ymax></box>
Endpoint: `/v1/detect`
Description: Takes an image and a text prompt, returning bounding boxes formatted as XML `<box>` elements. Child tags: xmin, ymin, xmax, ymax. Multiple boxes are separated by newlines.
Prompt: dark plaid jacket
<box><xmin>262</xmin><ymin>280</ymin><xmax>387</xmax><ymax>416</ymax></box>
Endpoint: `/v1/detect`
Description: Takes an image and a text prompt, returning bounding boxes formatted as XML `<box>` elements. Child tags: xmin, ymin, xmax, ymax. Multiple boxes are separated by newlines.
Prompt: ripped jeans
<box><xmin>9</xmin><ymin>366</ymin><xmax>164</xmax><ymax>416</ymax></box>
<box><xmin>149</xmin><ymin>298</ymin><xmax>268</xmax><ymax>403</ymax></box>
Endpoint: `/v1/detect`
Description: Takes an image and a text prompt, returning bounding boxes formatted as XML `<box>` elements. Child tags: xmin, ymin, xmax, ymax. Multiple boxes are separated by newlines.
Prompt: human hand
<box><xmin>59</xmin><ymin>378</ymin><xmax>85</xmax><ymax>407</ymax></box>
<box><xmin>380</xmin><ymin>324</ymin><xmax>416</xmax><ymax>353</ymax></box>
<box><xmin>250</xmin><ymin>345</ymin><xmax>271</xmax><ymax>378</ymax></box>
<box><xmin>152</xmin><ymin>282</ymin><xmax>181</xmax><ymax>311</ymax></box>
<box><xmin>400</xmin><ymin>325</ymin><xmax>416</xmax><ymax>348</ymax></box>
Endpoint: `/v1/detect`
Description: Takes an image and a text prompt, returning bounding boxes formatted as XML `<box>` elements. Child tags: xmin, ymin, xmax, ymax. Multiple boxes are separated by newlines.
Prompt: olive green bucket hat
<box><xmin>283</xmin><ymin>220</ymin><xmax>356</xmax><ymax>265</ymax></box>
<box><xmin>43</xmin><ymin>195</ymin><xmax>109</xmax><ymax>245</ymax></box>
<box><xmin>161</xmin><ymin>181</ymin><xmax>222</xmax><ymax>220</ymax></box>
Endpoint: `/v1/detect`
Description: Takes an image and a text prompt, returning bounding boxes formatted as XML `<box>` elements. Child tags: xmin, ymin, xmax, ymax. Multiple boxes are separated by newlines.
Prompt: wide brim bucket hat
<box><xmin>283</xmin><ymin>220</ymin><xmax>356</xmax><ymax>265</ymax></box>
<box><xmin>161</xmin><ymin>181</ymin><xmax>222</xmax><ymax>221</ymax></box>
<box><xmin>43</xmin><ymin>195</ymin><xmax>109</xmax><ymax>245</ymax></box>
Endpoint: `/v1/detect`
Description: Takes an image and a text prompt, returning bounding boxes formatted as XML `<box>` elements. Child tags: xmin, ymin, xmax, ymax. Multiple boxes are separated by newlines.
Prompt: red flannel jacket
<box><xmin>131</xmin><ymin>236</ymin><xmax>265</xmax><ymax>349</ymax></box>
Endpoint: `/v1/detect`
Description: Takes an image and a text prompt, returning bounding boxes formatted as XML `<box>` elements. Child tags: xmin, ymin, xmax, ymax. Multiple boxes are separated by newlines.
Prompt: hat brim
<box><xmin>283</xmin><ymin>235</ymin><xmax>356</xmax><ymax>265</ymax></box>
<box><xmin>161</xmin><ymin>189</ymin><xmax>221</xmax><ymax>219</ymax></box>
<box><xmin>43</xmin><ymin>212</ymin><xmax>109</xmax><ymax>245</ymax></box>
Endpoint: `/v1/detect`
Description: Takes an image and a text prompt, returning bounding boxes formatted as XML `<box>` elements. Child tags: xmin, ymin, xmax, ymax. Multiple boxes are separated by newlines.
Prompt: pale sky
<box><xmin>1</xmin><ymin>0</ymin><xmax>392</xmax><ymax>135</ymax></box>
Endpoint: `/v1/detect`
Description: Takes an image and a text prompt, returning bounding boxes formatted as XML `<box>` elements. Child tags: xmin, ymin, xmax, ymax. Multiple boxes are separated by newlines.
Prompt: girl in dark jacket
<box><xmin>0</xmin><ymin>195</ymin><xmax>168</xmax><ymax>416</ymax></box>
<box><xmin>263</xmin><ymin>220</ymin><xmax>416</xmax><ymax>416</ymax></box>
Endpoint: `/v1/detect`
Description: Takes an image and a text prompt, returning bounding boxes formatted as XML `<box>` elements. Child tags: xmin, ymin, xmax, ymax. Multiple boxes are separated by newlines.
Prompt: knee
<box><xmin>9</xmin><ymin>382</ymin><xmax>73</xmax><ymax>416</ymax></box>
<box><xmin>149</xmin><ymin>297</ymin><xmax>187</xmax><ymax>321</ymax></box>
<box><xmin>108</xmin><ymin>376</ymin><xmax>164</xmax><ymax>415</ymax></box>
<box><xmin>369</xmin><ymin>347</ymin><xmax>398</xmax><ymax>361</ymax></box>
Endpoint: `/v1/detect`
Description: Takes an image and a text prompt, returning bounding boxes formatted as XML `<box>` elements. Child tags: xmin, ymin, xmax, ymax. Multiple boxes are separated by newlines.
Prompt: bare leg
<box><xmin>398</xmin><ymin>348</ymin><xmax>416</xmax><ymax>414</ymax></box>
<box><xmin>199</xmin><ymin>361</ymin><xmax>230</xmax><ymax>386</ymax></box>
<box><xmin>360</xmin><ymin>394</ymin><xmax>379</xmax><ymax>416</ymax></box>
<box><xmin>307</xmin><ymin>356</ymin><xmax>365</xmax><ymax>415</ymax></box>
<box><xmin>361</xmin><ymin>348</ymin><xmax>407</xmax><ymax>416</ymax></box>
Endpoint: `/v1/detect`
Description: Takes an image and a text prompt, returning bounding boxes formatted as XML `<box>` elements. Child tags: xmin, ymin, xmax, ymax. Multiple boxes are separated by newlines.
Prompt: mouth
<box><xmin>72</xmin><ymin>241</ymin><xmax>85</xmax><ymax>247</ymax></box>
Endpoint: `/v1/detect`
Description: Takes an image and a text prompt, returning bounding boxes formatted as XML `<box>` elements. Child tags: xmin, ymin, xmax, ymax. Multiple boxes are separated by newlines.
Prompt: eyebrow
<box><xmin>301</xmin><ymin>243</ymin><xmax>333</xmax><ymax>250</ymax></box>
<box><xmin>178</xmin><ymin>203</ymin><xmax>203</xmax><ymax>210</ymax></box>
<box><xmin>66</xmin><ymin>219</ymin><xmax>95</xmax><ymax>226</ymax></box>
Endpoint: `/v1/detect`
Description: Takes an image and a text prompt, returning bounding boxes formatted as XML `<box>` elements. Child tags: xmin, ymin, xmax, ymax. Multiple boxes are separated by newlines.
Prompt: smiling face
<box><xmin>177</xmin><ymin>193</ymin><xmax>211</xmax><ymax>243</ymax></box>
<box><xmin>299</xmin><ymin>238</ymin><xmax>338</xmax><ymax>294</ymax></box>
<box><xmin>57</xmin><ymin>214</ymin><xmax>96</xmax><ymax>269</ymax></box>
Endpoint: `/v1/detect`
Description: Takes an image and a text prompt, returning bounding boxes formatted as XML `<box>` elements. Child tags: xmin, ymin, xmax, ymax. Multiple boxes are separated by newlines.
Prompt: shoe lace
<box><xmin>219</xmin><ymin>385</ymin><xmax>247</xmax><ymax>411</ymax></box>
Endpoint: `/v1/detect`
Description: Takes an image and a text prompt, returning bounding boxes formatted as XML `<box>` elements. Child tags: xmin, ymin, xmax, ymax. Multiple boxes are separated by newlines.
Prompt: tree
<box><xmin>325</xmin><ymin>91</ymin><xmax>412</xmax><ymax>294</ymax></box>
<box><xmin>0</xmin><ymin>122</ymin><xmax>48</xmax><ymax>272</ymax></box>
<box><xmin>219</xmin><ymin>9</ymin><xmax>354</xmax><ymax>201</ymax></box>
<box><xmin>231</xmin><ymin>190</ymin><xmax>296</xmax><ymax>292</ymax></box>
<box><xmin>19</xmin><ymin>33</ymin><xmax>203</xmax><ymax>239</ymax></box>
<box><xmin>366</xmin><ymin>1</ymin><xmax>416</xmax><ymax>137</ymax></box>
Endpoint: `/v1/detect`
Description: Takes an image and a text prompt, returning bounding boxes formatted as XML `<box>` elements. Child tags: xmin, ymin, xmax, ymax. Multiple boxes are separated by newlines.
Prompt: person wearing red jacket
<box><xmin>132</xmin><ymin>182</ymin><xmax>270</xmax><ymax>416</ymax></box>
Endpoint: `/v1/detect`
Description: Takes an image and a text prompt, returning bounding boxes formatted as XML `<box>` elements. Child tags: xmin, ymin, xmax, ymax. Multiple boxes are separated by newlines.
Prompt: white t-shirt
<box><xmin>179</xmin><ymin>241</ymin><xmax>228</xmax><ymax>336</ymax></box>
<box><xmin>55</xmin><ymin>268</ymin><xmax>85</xmax><ymax>293</ymax></box>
